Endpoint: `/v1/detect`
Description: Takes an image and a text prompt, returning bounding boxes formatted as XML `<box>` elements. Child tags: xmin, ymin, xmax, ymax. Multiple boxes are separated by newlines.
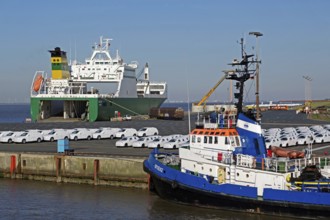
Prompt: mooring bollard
<box><xmin>94</xmin><ymin>159</ymin><xmax>100</xmax><ymax>185</ymax></box>
<box><xmin>10</xmin><ymin>155</ymin><xmax>16</xmax><ymax>176</ymax></box>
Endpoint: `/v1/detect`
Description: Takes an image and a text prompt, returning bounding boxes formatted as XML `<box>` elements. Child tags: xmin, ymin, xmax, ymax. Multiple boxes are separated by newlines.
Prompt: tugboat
<box><xmin>143</xmin><ymin>36</ymin><xmax>330</xmax><ymax>218</ymax></box>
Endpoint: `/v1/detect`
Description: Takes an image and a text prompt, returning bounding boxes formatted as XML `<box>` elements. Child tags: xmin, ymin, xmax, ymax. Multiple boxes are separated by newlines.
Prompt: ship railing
<box><xmin>197</xmin><ymin>115</ymin><xmax>237</xmax><ymax>129</ymax></box>
<box><xmin>262</xmin><ymin>156</ymin><xmax>330</xmax><ymax>173</ymax></box>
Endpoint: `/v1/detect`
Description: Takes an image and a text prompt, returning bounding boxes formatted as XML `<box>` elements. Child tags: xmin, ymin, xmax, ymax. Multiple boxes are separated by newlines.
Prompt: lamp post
<box><xmin>303</xmin><ymin>75</ymin><xmax>312</xmax><ymax>114</ymax></box>
<box><xmin>249</xmin><ymin>32</ymin><xmax>263</xmax><ymax>123</ymax></box>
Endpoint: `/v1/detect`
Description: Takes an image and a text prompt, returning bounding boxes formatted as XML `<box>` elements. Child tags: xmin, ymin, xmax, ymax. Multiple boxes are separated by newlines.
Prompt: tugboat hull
<box><xmin>144</xmin><ymin>156</ymin><xmax>330</xmax><ymax>219</ymax></box>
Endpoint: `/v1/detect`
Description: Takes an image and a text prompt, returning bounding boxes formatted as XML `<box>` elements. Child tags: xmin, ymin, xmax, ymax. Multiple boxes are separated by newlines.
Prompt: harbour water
<box><xmin>0</xmin><ymin>104</ymin><xmax>30</xmax><ymax>123</ymax></box>
<box><xmin>0</xmin><ymin>179</ymin><xmax>285</xmax><ymax>220</ymax></box>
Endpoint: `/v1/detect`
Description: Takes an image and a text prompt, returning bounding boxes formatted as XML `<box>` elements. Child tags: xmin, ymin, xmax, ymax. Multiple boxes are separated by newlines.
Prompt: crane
<box><xmin>195</xmin><ymin>74</ymin><xmax>227</xmax><ymax>106</ymax></box>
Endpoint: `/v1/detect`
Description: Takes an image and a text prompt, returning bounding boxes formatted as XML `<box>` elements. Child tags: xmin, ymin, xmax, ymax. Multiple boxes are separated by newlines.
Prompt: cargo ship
<box><xmin>30</xmin><ymin>37</ymin><xmax>167</xmax><ymax>122</ymax></box>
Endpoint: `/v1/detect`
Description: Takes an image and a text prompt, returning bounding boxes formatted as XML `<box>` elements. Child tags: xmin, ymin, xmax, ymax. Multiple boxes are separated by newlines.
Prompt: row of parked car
<box><xmin>0</xmin><ymin>127</ymin><xmax>159</xmax><ymax>144</ymax></box>
<box><xmin>115</xmin><ymin>134</ymin><xmax>189</xmax><ymax>149</ymax></box>
<box><xmin>263</xmin><ymin>124</ymin><xmax>330</xmax><ymax>148</ymax></box>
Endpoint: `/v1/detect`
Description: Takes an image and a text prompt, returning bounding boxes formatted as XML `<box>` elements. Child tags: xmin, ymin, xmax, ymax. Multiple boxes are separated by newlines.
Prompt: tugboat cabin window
<box><xmin>235</xmin><ymin>136</ymin><xmax>240</xmax><ymax>146</ymax></box>
<box><xmin>225</xmin><ymin>137</ymin><xmax>229</xmax><ymax>145</ymax></box>
<box><xmin>214</xmin><ymin>136</ymin><xmax>218</xmax><ymax>144</ymax></box>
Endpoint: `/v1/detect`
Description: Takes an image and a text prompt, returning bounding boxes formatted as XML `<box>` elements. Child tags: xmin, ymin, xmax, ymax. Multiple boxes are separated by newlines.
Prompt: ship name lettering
<box><xmin>154</xmin><ymin>164</ymin><xmax>164</xmax><ymax>173</ymax></box>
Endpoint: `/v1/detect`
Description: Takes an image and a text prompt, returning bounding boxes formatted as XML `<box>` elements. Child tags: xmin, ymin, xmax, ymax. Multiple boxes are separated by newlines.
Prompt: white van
<box><xmin>14</xmin><ymin>130</ymin><xmax>44</xmax><ymax>143</ymax></box>
<box><xmin>132</xmin><ymin>136</ymin><xmax>160</xmax><ymax>148</ymax></box>
<box><xmin>137</xmin><ymin>127</ymin><xmax>159</xmax><ymax>137</ymax></box>
<box><xmin>148</xmin><ymin>135</ymin><xmax>173</xmax><ymax>148</ymax></box>
<box><xmin>163</xmin><ymin>135</ymin><xmax>189</xmax><ymax>149</ymax></box>
<box><xmin>115</xmin><ymin>136</ymin><xmax>139</xmax><ymax>147</ymax></box>
<box><xmin>115</xmin><ymin>128</ymin><xmax>137</xmax><ymax>138</ymax></box>
<box><xmin>0</xmin><ymin>131</ymin><xmax>13</xmax><ymax>138</ymax></box>
<box><xmin>92</xmin><ymin>128</ymin><xmax>121</xmax><ymax>140</ymax></box>
<box><xmin>69</xmin><ymin>128</ymin><xmax>98</xmax><ymax>141</ymax></box>
<box><xmin>0</xmin><ymin>131</ymin><xmax>25</xmax><ymax>143</ymax></box>
<box><xmin>43</xmin><ymin>129</ymin><xmax>75</xmax><ymax>142</ymax></box>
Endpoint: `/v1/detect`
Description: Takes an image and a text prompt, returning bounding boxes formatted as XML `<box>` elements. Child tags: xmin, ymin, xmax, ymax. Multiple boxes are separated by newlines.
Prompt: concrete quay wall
<box><xmin>0</xmin><ymin>152</ymin><xmax>148</xmax><ymax>189</ymax></box>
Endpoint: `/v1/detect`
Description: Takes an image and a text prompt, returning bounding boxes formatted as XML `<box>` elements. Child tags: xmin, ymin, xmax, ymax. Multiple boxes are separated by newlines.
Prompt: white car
<box><xmin>115</xmin><ymin>136</ymin><xmax>139</xmax><ymax>147</ymax></box>
<box><xmin>0</xmin><ymin>131</ymin><xmax>25</xmax><ymax>143</ymax></box>
<box><xmin>163</xmin><ymin>135</ymin><xmax>189</xmax><ymax>149</ymax></box>
<box><xmin>115</xmin><ymin>128</ymin><xmax>137</xmax><ymax>139</ymax></box>
<box><xmin>137</xmin><ymin>127</ymin><xmax>159</xmax><ymax>137</ymax></box>
<box><xmin>0</xmin><ymin>131</ymin><xmax>13</xmax><ymax>137</ymax></box>
<box><xmin>69</xmin><ymin>128</ymin><xmax>98</xmax><ymax>141</ymax></box>
<box><xmin>297</xmin><ymin>134</ymin><xmax>313</xmax><ymax>145</ymax></box>
<box><xmin>314</xmin><ymin>132</ymin><xmax>330</xmax><ymax>144</ymax></box>
<box><xmin>92</xmin><ymin>128</ymin><xmax>121</xmax><ymax>140</ymax></box>
<box><xmin>279</xmin><ymin>136</ymin><xmax>296</xmax><ymax>148</ymax></box>
<box><xmin>148</xmin><ymin>135</ymin><xmax>176</xmax><ymax>149</ymax></box>
<box><xmin>14</xmin><ymin>130</ymin><xmax>44</xmax><ymax>143</ymax></box>
<box><xmin>265</xmin><ymin>137</ymin><xmax>281</xmax><ymax>148</ymax></box>
<box><xmin>132</xmin><ymin>136</ymin><xmax>160</xmax><ymax>148</ymax></box>
<box><xmin>122</xmin><ymin>115</ymin><xmax>132</xmax><ymax>121</ymax></box>
<box><xmin>43</xmin><ymin>129</ymin><xmax>75</xmax><ymax>142</ymax></box>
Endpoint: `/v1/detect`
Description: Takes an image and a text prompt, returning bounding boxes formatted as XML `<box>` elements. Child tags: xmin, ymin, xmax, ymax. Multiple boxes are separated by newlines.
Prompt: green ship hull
<box><xmin>30</xmin><ymin>97</ymin><xmax>166</xmax><ymax>122</ymax></box>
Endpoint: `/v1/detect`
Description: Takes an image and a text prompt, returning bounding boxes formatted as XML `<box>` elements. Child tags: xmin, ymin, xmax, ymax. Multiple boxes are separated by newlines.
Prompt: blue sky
<box><xmin>0</xmin><ymin>0</ymin><xmax>329</xmax><ymax>103</ymax></box>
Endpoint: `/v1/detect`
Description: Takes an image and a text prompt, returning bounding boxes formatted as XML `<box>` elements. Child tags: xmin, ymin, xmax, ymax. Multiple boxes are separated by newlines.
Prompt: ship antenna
<box><xmin>249</xmin><ymin>31</ymin><xmax>263</xmax><ymax>123</ymax></box>
<box><xmin>187</xmin><ymin>80</ymin><xmax>191</xmax><ymax>133</ymax></box>
<box><xmin>74</xmin><ymin>39</ymin><xmax>77</xmax><ymax>63</ymax></box>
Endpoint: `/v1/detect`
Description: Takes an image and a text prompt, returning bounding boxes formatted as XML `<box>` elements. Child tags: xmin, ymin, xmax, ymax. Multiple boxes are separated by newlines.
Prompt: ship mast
<box><xmin>226</xmin><ymin>37</ymin><xmax>260</xmax><ymax>120</ymax></box>
<box><xmin>249</xmin><ymin>32</ymin><xmax>263</xmax><ymax>122</ymax></box>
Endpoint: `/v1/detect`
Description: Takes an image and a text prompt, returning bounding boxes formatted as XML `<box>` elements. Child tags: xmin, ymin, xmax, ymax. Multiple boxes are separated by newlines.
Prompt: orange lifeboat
<box><xmin>33</xmin><ymin>75</ymin><xmax>43</xmax><ymax>92</ymax></box>
<box><xmin>271</xmin><ymin>146</ymin><xmax>305</xmax><ymax>159</ymax></box>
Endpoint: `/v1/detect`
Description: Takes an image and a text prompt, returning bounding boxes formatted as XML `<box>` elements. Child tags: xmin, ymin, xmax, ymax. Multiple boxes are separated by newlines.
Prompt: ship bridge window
<box><xmin>197</xmin><ymin>137</ymin><xmax>201</xmax><ymax>143</ymax></box>
<box><xmin>150</xmin><ymin>85</ymin><xmax>165</xmax><ymax>89</ymax></box>
<box><xmin>204</xmin><ymin>136</ymin><xmax>207</xmax><ymax>143</ymax></box>
<box><xmin>96</xmin><ymin>62</ymin><xmax>100</xmax><ymax>64</ymax></box>
<box><xmin>214</xmin><ymin>136</ymin><xmax>218</xmax><ymax>144</ymax></box>
<box><xmin>230</xmin><ymin>137</ymin><xmax>235</xmax><ymax>146</ymax></box>
<box><xmin>225</xmin><ymin>137</ymin><xmax>229</xmax><ymax>145</ymax></box>
<box><xmin>87</xmin><ymin>62</ymin><xmax>90</xmax><ymax>64</ymax></box>
<box><xmin>192</xmin><ymin>135</ymin><xmax>196</xmax><ymax>143</ymax></box>
<box><xmin>235</xmin><ymin>136</ymin><xmax>240</xmax><ymax>146</ymax></box>
<box><xmin>209</xmin><ymin>136</ymin><xmax>213</xmax><ymax>144</ymax></box>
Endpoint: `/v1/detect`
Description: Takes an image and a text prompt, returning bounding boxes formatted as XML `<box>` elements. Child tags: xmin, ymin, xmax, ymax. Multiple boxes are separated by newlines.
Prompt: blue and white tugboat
<box><xmin>143</xmin><ymin>37</ymin><xmax>330</xmax><ymax>218</ymax></box>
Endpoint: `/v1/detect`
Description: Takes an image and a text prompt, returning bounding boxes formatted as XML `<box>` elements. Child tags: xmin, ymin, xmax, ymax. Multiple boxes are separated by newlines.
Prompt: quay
<box><xmin>0</xmin><ymin>110</ymin><xmax>330</xmax><ymax>188</ymax></box>
<box><xmin>0</xmin><ymin>152</ymin><xmax>148</xmax><ymax>188</ymax></box>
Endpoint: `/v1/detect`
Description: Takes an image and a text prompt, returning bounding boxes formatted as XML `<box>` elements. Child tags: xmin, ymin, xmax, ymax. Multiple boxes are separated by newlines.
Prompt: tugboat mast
<box><xmin>226</xmin><ymin>37</ymin><xmax>260</xmax><ymax>120</ymax></box>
